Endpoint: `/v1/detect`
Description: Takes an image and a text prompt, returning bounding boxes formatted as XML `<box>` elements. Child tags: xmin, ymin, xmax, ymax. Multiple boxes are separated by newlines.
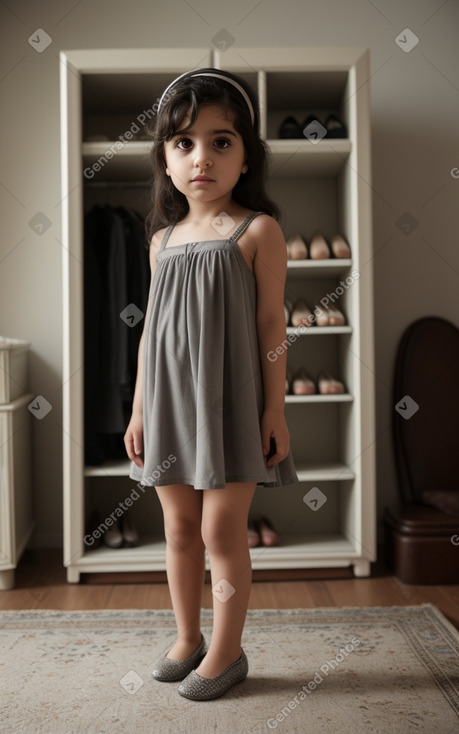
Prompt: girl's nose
<box><xmin>193</xmin><ymin>147</ymin><xmax>212</xmax><ymax>169</ymax></box>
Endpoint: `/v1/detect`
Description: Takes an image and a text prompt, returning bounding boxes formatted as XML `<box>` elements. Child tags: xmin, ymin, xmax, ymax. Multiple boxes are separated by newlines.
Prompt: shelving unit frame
<box><xmin>60</xmin><ymin>46</ymin><xmax>376</xmax><ymax>582</ymax></box>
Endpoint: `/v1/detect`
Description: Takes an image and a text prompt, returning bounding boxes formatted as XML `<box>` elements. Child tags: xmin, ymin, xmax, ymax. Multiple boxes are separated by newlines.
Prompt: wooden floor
<box><xmin>2</xmin><ymin>545</ymin><xmax>459</xmax><ymax>633</ymax></box>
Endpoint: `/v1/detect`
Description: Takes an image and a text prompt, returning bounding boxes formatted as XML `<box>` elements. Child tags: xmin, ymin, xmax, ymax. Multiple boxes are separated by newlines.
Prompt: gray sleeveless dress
<box><xmin>129</xmin><ymin>211</ymin><xmax>299</xmax><ymax>490</ymax></box>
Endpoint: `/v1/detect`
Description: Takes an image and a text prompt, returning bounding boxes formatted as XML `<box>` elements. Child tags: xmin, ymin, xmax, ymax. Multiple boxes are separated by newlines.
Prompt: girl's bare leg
<box><xmin>197</xmin><ymin>481</ymin><xmax>257</xmax><ymax>678</ymax></box>
<box><xmin>155</xmin><ymin>483</ymin><xmax>205</xmax><ymax>659</ymax></box>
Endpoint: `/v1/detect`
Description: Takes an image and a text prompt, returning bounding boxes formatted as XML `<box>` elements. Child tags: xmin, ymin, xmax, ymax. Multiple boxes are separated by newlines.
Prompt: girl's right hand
<box><xmin>124</xmin><ymin>413</ymin><xmax>144</xmax><ymax>468</ymax></box>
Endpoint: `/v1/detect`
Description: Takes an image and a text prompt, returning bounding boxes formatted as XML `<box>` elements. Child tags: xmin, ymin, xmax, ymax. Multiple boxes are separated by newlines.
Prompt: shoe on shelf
<box><xmin>285</xmin><ymin>365</ymin><xmax>293</xmax><ymax>395</ymax></box>
<box><xmin>178</xmin><ymin>648</ymin><xmax>249</xmax><ymax>700</ymax></box>
<box><xmin>314</xmin><ymin>303</ymin><xmax>346</xmax><ymax>327</ymax></box>
<box><xmin>309</xmin><ymin>232</ymin><xmax>331</xmax><ymax>259</ymax></box>
<box><xmin>314</xmin><ymin>303</ymin><xmax>329</xmax><ymax>327</ymax></box>
<box><xmin>331</xmin><ymin>233</ymin><xmax>351</xmax><ymax>258</ymax></box>
<box><xmin>325</xmin><ymin>303</ymin><xmax>346</xmax><ymax>326</ymax></box>
<box><xmin>301</xmin><ymin>114</ymin><xmax>324</xmax><ymax>137</ymax></box>
<box><xmin>324</xmin><ymin>113</ymin><xmax>347</xmax><ymax>138</ymax></box>
<box><xmin>104</xmin><ymin>518</ymin><xmax>123</xmax><ymax>548</ymax></box>
<box><xmin>248</xmin><ymin>517</ymin><xmax>260</xmax><ymax>547</ymax></box>
<box><xmin>278</xmin><ymin>115</ymin><xmax>303</xmax><ymax>139</ymax></box>
<box><xmin>291</xmin><ymin>298</ymin><xmax>315</xmax><ymax>327</ymax></box>
<box><xmin>284</xmin><ymin>298</ymin><xmax>293</xmax><ymax>326</ymax></box>
<box><xmin>286</xmin><ymin>233</ymin><xmax>308</xmax><ymax>259</ymax></box>
<box><xmin>121</xmin><ymin>509</ymin><xmax>139</xmax><ymax>547</ymax></box>
<box><xmin>292</xmin><ymin>367</ymin><xmax>316</xmax><ymax>395</ymax></box>
<box><xmin>85</xmin><ymin>509</ymin><xmax>103</xmax><ymax>550</ymax></box>
<box><xmin>318</xmin><ymin>370</ymin><xmax>345</xmax><ymax>394</ymax></box>
<box><xmin>257</xmin><ymin>515</ymin><xmax>279</xmax><ymax>546</ymax></box>
<box><xmin>152</xmin><ymin>634</ymin><xmax>207</xmax><ymax>682</ymax></box>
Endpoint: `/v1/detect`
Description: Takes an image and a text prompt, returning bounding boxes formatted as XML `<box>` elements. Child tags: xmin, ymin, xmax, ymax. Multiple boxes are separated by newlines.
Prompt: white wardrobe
<box><xmin>60</xmin><ymin>46</ymin><xmax>376</xmax><ymax>582</ymax></box>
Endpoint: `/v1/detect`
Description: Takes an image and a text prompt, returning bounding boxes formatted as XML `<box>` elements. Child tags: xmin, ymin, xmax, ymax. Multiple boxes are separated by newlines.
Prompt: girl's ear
<box><xmin>165</xmin><ymin>167</ymin><xmax>170</xmax><ymax>176</ymax></box>
<box><xmin>241</xmin><ymin>163</ymin><xmax>248</xmax><ymax>174</ymax></box>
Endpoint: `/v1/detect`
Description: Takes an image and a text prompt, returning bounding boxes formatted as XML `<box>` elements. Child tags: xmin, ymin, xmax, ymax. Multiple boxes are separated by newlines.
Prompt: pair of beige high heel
<box><xmin>248</xmin><ymin>516</ymin><xmax>279</xmax><ymax>547</ymax></box>
<box><xmin>286</xmin><ymin>232</ymin><xmax>351</xmax><ymax>260</ymax></box>
<box><xmin>286</xmin><ymin>367</ymin><xmax>345</xmax><ymax>395</ymax></box>
<box><xmin>285</xmin><ymin>298</ymin><xmax>346</xmax><ymax>327</ymax></box>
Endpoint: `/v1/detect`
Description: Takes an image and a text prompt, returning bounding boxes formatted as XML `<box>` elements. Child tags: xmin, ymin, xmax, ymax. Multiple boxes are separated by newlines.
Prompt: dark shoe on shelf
<box><xmin>278</xmin><ymin>115</ymin><xmax>303</xmax><ymax>139</ymax></box>
<box><xmin>302</xmin><ymin>114</ymin><xmax>327</xmax><ymax>140</ymax></box>
<box><xmin>121</xmin><ymin>509</ymin><xmax>139</xmax><ymax>547</ymax></box>
<box><xmin>152</xmin><ymin>634</ymin><xmax>207</xmax><ymax>682</ymax></box>
<box><xmin>324</xmin><ymin>113</ymin><xmax>347</xmax><ymax>138</ymax></box>
<box><xmin>178</xmin><ymin>648</ymin><xmax>249</xmax><ymax>700</ymax></box>
<box><xmin>84</xmin><ymin>509</ymin><xmax>103</xmax><ymax>550</ymax></box>
<box><xmin>104</xmin><ymin>518</ymin><xmax>123</xmax><ymax>548</ymax></box>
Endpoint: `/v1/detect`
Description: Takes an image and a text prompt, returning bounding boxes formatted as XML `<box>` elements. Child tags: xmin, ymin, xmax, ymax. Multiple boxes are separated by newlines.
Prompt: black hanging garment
<box><xmin>84</xmin><ymin>205</ymin><xmax>149</xmax><ymax>464</ymax></box>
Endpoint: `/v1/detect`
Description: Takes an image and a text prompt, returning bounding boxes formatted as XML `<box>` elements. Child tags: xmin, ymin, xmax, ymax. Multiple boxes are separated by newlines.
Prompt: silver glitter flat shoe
<box><xmin>177</xmin><ymin>648</ymin><xmax>248</xmax><ymax>700</ymax></box>
<box><xmin>151</xmin><ymin>634</ymin><xmax>207</xmax><ymax>682</ymax></box>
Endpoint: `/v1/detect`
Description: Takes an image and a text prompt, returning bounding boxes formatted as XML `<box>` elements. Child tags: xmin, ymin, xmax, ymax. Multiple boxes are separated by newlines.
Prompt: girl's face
<box><xmin>163</xmin><ymin>104</ymin><xmax>248</xmax><ymax>206</ymax></box>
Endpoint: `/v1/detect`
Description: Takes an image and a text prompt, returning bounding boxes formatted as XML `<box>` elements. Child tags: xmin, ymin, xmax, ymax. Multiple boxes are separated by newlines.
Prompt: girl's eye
<box><xmin>175</xmin><ymin>138</ymin><xmax>192</xmax><ymax>150</ymax></box>
<box><xmin>175</xmin><ymin>138</ymin><xmax>231</xmax><ymax>150</ymax></box>
<box><xmin>214</xmin><ymin>138</ymin><xmax>231</xmax><ymax>149</ymax></box>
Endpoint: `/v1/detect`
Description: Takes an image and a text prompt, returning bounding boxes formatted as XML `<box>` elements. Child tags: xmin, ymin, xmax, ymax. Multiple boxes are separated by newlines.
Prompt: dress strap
<box><xmin>229</xmin><ymin>211</ymin><xmax>266</xmax><ymax>243</ymax></box>
<box><xmin>158</xmin><ymin>223</ymin><xmax>175</xmax><ymax>252</ymax></box>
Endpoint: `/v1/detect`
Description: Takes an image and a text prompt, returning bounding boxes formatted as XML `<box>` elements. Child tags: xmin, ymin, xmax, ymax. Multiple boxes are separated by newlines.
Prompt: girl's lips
<box><xmin>192</xmin><ymin>178</ymin><xmax>214</xmax><ymax>184</ymax></box>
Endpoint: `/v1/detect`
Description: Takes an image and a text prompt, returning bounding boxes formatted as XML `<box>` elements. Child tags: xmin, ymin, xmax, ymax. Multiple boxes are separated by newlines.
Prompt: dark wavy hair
<box><xmin>144</xmin><ymin>67</ymin><xmax>282</xmax><ymax>245</ymax></box>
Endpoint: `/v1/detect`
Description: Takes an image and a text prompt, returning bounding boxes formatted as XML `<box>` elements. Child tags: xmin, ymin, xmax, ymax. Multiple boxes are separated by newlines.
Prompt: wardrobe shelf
<box><xmin>81</xmin><ymin>138</ymin><xmax>351</xmax><ymax>182</ymax></box>
<box><xmin>74</xmin><ymin>533</ymin><xmax>359</xmax><ymax>576</ymax></box>
<box><xmin>83</xmin><ymin>140</ymin><xmax>151</xmax><ymax>155</ymax></box>
<box><xmin>286</xmin><ymin>260</ymin><xmax>352</xmax><ymax>278</ymax></box>
<box><xmin>85</xmin><ymin>459</ymin><xmax>135</xmax><ymax>477</ymax></box>
<box><xmin>249</xmin><ymin>535</ymin><xmax>360</xmax><ymax>569</ymax></box>
<box><xmin>285</xmin><ymin>394</ymin><xmax>353</xmax><ymax>403</ymax></box>
<box><xmin>82</xmin><ymin>140</ymin><xmax>152</xmax><ymax>181</ymax></box>
<box><xmin>84</xmin><ymin>459</ymin><xmax>355</xmax><ymax>481</ymax></box>
<box><xmin>294</xmin><ymin>462</ymin><xmax>355</xmax><ymax>481</ymax></box>
<box><xmin>286</xmin><ymin>325</ymin><xmax>352</xmax><ymax>336</ymax></box>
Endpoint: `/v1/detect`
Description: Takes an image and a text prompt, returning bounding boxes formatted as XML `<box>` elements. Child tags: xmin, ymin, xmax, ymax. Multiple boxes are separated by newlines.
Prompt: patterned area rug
<box><xmin>1</xmin><ymin>604</ymin><xmax>458</xmax><ymax>734</ymax></box>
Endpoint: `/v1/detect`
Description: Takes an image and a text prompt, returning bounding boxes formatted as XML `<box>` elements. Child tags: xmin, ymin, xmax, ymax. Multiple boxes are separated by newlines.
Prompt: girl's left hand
<box><xmin>260</xmin><ymin>409</ymin><xmax>290</xmax><ymax>467</ymax></box>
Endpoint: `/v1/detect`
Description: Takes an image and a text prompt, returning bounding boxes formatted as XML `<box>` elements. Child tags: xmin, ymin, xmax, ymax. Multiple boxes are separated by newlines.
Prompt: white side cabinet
<box><xmin>60</xmin><ymin>47</ymin><xmax>376</xmax><ymax>583</ymax></box>
<box><xmin>0</xmin><ymin>338</ymin><xmax>34</xmax><ymax>590</ymax></box>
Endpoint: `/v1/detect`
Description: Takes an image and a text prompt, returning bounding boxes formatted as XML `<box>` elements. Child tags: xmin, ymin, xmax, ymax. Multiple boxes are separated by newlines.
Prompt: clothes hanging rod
<box><xmin>84</xmin><ymin>180</ymin><xmax>151</xmax><ymax>189</ymax></box>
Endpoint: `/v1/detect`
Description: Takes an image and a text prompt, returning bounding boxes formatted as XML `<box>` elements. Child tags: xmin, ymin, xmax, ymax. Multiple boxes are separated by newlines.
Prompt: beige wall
<box><xmin>1</xmin><ymin>0</ymin><xmax>458</xmax><ymax>547</ymax></box>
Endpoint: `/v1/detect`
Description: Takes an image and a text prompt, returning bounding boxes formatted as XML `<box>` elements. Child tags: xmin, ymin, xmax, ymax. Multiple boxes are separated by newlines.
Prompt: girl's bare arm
<box><xmin>252</xmin><ymin>216</ymin><xmax>290</xmax><ymax>465</ymax></box>
<box><xmin>124</xmin><ymin>231</ymin><xmax>162</xmax><ymax>466</ymax></box>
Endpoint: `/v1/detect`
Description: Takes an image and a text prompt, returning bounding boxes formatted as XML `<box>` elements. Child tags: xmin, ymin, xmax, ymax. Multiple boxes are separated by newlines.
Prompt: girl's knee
<box><xmin>201</xmin><ymin>522</ymin><xmax>247</xmax><ymax>555</ymax></box>
<box><xmin>156</xmin><ymin>484</ymin><xmax>203</xmax><ymax>549</ymax></box>
<box><xmin>164</xmin><ymin>516</ymin><xmax>202</xmax><ymax>549</ymax></box>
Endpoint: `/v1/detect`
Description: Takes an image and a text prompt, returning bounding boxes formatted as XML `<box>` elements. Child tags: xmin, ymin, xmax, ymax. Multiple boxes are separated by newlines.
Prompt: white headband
<box><xmin>157</xmin><ymin>70</ymin><xmax>255</xmax><ymax>127</ymax></box>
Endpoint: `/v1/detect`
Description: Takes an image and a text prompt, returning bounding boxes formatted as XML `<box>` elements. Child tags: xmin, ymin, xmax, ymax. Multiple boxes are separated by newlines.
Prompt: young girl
<box><xmin>124</xmin><ymin>67</ymin><xmax>298</xmax><ymax>700</ymax></box>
